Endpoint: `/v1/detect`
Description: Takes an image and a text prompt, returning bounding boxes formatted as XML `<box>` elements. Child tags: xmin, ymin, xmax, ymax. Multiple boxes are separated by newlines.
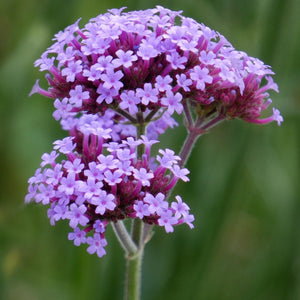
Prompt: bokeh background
<box><xmin>0</xmin><ymin>0</ymin><xmax>299</xmax><ymax>299</ymax></box>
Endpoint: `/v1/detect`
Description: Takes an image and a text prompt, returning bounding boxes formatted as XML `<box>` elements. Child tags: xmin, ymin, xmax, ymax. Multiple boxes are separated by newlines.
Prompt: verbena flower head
<box><xmin>26</xmin><ymin>126</ymin><xmax>193</xmax><ymax>257</ymax></box>
<box><xmin>30</xmin><ymin>5</ymin><xmax>282</xmax><ymax>137</ymax></box>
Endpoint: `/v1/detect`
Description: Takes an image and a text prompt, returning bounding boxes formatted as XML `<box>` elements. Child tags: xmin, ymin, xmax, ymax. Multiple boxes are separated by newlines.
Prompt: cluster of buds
<box><xmin>26</xmin><ymin>6</ymin><xmax>282</xmax><ymax>257</ymax></box>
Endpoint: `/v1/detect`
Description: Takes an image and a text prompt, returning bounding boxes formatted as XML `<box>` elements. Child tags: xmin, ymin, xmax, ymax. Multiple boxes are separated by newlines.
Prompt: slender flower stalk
<box><xmin>26</xmin><ymin>6</ymin><xmax>282</xmax><ymax>300</ymax></box>
<box><xmin>125</xmin><ymin>121</ymin><xmax>146</xmax><ymax>300</ymax></box>
<box><xmin>111</xmin><ymin>221</ymin><xmax>138</xmax><ymax>256</ymax></box>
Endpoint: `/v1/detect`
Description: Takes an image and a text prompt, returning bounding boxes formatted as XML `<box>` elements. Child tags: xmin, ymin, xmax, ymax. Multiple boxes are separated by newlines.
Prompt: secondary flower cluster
<box><xmin>26</xmin><ymin>115</ymin><xmax>193</xmax><ymax>257</ymax></box>
<box><xmin>27</xmin><ymin>6</ymin><xmax>282</xmax><ymax>257</ymax></box>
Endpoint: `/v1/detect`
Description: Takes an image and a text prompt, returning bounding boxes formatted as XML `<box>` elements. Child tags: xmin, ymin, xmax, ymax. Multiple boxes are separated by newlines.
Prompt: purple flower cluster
<box><xmin>26</xmin><ymin>123</ymin><xmax>193</xmax><ymax>257</ymax></box>
<box><xmin>30</xmin><ymin>6</ymin><xmax>282</xmax><ymax>132</ymax></box>
<box><xmin>27</xmin><ymin>6</ymin><xmax>282</xmax><ymax>257</ymax></box>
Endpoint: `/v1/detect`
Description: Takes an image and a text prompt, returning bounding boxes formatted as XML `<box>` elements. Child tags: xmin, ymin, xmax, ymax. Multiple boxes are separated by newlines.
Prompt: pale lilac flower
<box><xmin>190</xmin><ymin>66</ymin><xmax>213</xmax><ymax>90</ymax></box>
<box><xmin>199</xmin><ymin>50</ymin><xmax>216</xmax><ymax>64</ymax></box>
<box><xmin>157</xmin><ymin>209</ymin><xmax>178</xmax><ymax>233</ymax></box>
<box><xmin>245</xmin><ymin>58</ymin><xmax>274</xmax><ymax>76</ymax></box>
<box><xmin>133</xmin><ymin>168</ymin><xmax>154</xmax><ymax>187</ymax></box>
<box><xmin>156</xmin><ymin>149</ymin><xmax>181</xmax><ymax>169</ymax></box>
<box><xmin>178</xmin><ymin>39</ymin><xmax>198</xmax><ymax>53</ymax></box>
<box><xmin>84</xmin><ymin>162</ymin><xmax>104</xmax><ymax>181</ymax></box>
<box><xmin>166</xmin><ymin>52</ymin><xmax>187</xmax><ymax>69</ymax></box>
<box><xmin>171</xmin><ymin>165</ymin><xmax>190</xmax><ymax>182</ymax></box>
<box><xmin>53</xmin><ymin>98</ymin><xmax>73</xmax><ymax>121</ymax></box>
<box><xmin>67</xmin><ymin>203</ymin><xmax>89</xmax><ymax>228</ymax></box>
<box><xmin>137</xmin><ymin>43</ymin><xmax>159</xmax><ymax>60</ymax></box>
<box><xmin>45</xmin><ymin>164</ymin><xmax>63</xmax><ymax>185</ymax></box>
<box><xmin>155</xmin><ymin>75</ymin><xmax>173</xmax><ymax>92</ymax></box>
<box><xmin>104</xmin><ymin>169</ymin><xmax>123</xmax><ymax>185</ymax></box>
<box><xmin>144</xmin><ymin>193</ymin><xmax>168</xmax><ymax>214</ymax></box>
<box><xmin>133</xmin><ymin>201</ymin><xmax>151</xmax><ymax>219</ymax></box>
<box><xmin>164</xmin><ymin>25</ymin><xmax>186</xmax><ymax>42</ymax></box>
<box><xmin>62</xmin><ymin>60</ymin><xmax>83</xmax><ymax>82</ymax></box>
<box><xmin>96</xmin><ymin>84</ymin><xmax>118</xmax><ymax>104</ymax></box>
<box><xmin>79</xmin><ymin>121</ymin><xmax>112</xmax><ymax>138</ymax></box>
<box><xmin>113</xmin><ymin>50</ymin><xmax>137</xmax><ymax>68</ymax></box>
<box><xmin>101</xmin><ymin>24</ymin><xmax>122</xmax><ymax>39</ymax></box>
<box><xmin>119</xmin><ymin>90</ymin><xmax>140</xmax><ymax>115</ymax></box>
<box><xmin>87</xmin><ymin>234</ymin><xmax>107</xmax><ymax>258</ymax></box>
<box><xmin>93</xmin><ymin>220</ymin><xmax>106</xmax><ymax>233</ymax></box>
<box><xmin>69</xmin><ymin>85</ymin><xmax>89</xmax><ymax>107</ymax></box>
<box><xmin>95</xmin><ymin>55</ymin><xmax>113</xmax><ymax>72</ymax></box>
<box><xmin>136</xmin><ymin>83</ymin><xmax>159</xmax><ymax>105</ymax></box>
<box><xmin>85</xmin><ymin>36</ymin><xmax>103</xmax><ymax>56</ymax></box>
<box><xmin>68</xmin><ymin>227</ymin><xmax>87</xmax><ymax>246</ymax></box>
<box><xmin>116</xmin><ymin>148</ymin><xmax>136</xmax><ymax>161</ymax></box>
<box><xmin>123</xmin><ymin>137</ymin><xmax>142</xmax><ymax>150</ymax></box>
<box><xmin>25</xmin><ymin>184</ymin><xmax>38</xmax><ymax>203</ymax></box>
<box><xmin>80</xmin><ymin>39</ymin><xmax>96</xmax><ymax>56</ymax></box>
<box><xmin>183</xmin><ymin>213</ymin><xmax>195</xmax><ymax>229</ymax></box>
<box><xmin>97</xmin><ymin>154</ymin><xmax>118</xmax><ymax>171</ymax></box>
<box><xmin>176</xmin><ymin>74</ymin><xmax>192</xmax><ymax>92</ymax></box>
<box><xmin>35</xmin><ymin>184</ymin><xmax>55</xmax><ymax>205</ymax></box>
<box><xmin>100</xmin><ymin>69</ymin><xmax>124</xmax><ymax>90</ymax></box>
<box><xmin>52</xmin><ymin>18</ymin><xmax>80</xmax><ymax>43</ymax></box>
<box><xmin>47</xmin><ymin>205</ymin><xmax>56</xmax><ymax>225</ymax></box>
<box><xmin>53</xmin><ymin>137</ymin><xmax>75</xmax><ymax>154</ymax></box>
<box><xmin>57</xmin><ymin>46</ymin><xmax>76</xmax><ymax>65</ymax></box>
<box><xmin>161</xmin><ymin>91</ymin><xmax>183</xmax><ymax>115</ymax></box>
<box><xmin>105</xmin><ymin>142</ymin><xmax>125</xmax><ymax>154</ymax></box>
<box><xmin>58</xmin><ymin>172</ymin><xmax>77</xmax><ymax>195</ymax></box>
<box><xmin>91</xmin><ymin>190</ymin><xmax>116</xmax><ymax>215</ymax></box>
<box><xmin>171</xmin><ymin>195</ymin><xmax>191</xmax><ymax>218</ymax></box>
<box><xmin>83</xmin><ymin>65</ymin><xmax>102</xmax><ymax>81</ymax></box>
<box><xmin>28</xmin><ymin>168</ymin><xmax>44</xmax><ymax>184</ymax></box>
<box><xmin>52</xmin><ymin>203</ymin><xmax>69</xmax><ymax>222</ymax></box>
<box><xmin>64</xmin><ymin>158</ymin><xmax>84</xmax><ymax>174</ymax></box>
<box><xmin>79</xmin><ymin>178</ymin><xmax>104</xmax><ymax>199</ymax></box>
<box><xmin>272</xmin><ymin>108</ymin><xmax>284</xmax><ymax>126</ymax></box>
<box><xmin>139</xmin><ymin>135</ymin><xmax>159</xmax><ymax>148</ymax></box>
<box><xmin>117</xmin><ymin>160</ymin><xmax>134</xmax><ymax>176</ymax></box>
<box><xmin>40</xmin><ymin>151</ymin><xmax>59</xmax><ymax>167</ymax></box>
<box><xmin>34</xmin><ymin>53</ymin><xmax>55</xmax><ymax>71</ymax></box>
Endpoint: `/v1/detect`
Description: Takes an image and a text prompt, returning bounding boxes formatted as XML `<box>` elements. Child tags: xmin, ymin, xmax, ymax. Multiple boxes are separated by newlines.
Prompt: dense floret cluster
<box><xmin>31</xmin><ymin>6</ymin><xmax>282</xmax><ymax>135</ymax></box>
<box><xmin>26</xmin><ymin>116</ymin><xmax>193</xmax><ymax>257</ymax></box>
<box><xmin>26</xmin><ymin>6</ymin><xmax>282</xmax><ymax>257</ymax></box>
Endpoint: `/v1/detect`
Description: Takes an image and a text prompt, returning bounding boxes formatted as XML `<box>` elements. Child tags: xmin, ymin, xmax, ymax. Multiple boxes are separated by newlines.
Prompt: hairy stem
<box><xmin>111</xmin><ymin>221</ymin><xmax>138</xmax><ymax>256</ymax></box>
<box><xmin>124</xmin><ymin>117</ymin><xmax>146</xmax><ymax>300</ymax></box>
<box><xmin>125</xmin><ymin>249</ymin><xmax>143</xmax><ymax>300</ymax></box>
<box><xmin>179</xmin><ymin>128</ymin><xmax>202</xmax><ymax>168</ymax></box>
<box><xmin>144</xmin><ymin>107</ymin><xmax>160</xmax><ymax>122</ymax></box>
<box><xmin>115</xmin><ymin>107</ymin><xmax>138</xmax><ymax>123</ymax></box>
<box><xmin>183</xmin><ymin>100</ymin><xmax>194</xmax><ymax>128</ymax></box>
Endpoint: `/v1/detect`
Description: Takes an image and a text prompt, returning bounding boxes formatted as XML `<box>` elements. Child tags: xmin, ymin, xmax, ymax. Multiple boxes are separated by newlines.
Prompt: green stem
<box><xmin>125</xmin><ymin>249</ymin><xmax>143</xmax><ymax>300</ymax></box>
<box><xmin>180</xmin><ymin>112</ymin><xmax>226</xmax><ymax>168</ymax></box>
<box><xmin>136</xmin><ymin>112</ymin><xmax>145</xmax><ymax>158</ymax></box>
<box><xmin>115</xmin><ymin>107</ymin><xmax>138</xmax><ymax>123</ymax></box>
<box><xmin>131</xmin><ymin>218</ymin><xmax>144</xmax><ymax>246</ymax></box>
<box><xmin>179</xmin><ymin>127</ymin><xmax>202</xmax><ymax>168</ymax></box>
<box><xmin>124</xmin><ymin>116</ymin><xmax>146</xmax><ymax>300</ymax></box>
<box><xmin>124</xmin><ymin>219</ymin><xmax>145</xmax><ymax>300</ymax></box>
<box><xmin>111</xmin><ymin>221</ymin><xmax>138</xmax><ymax>256</ymax></box>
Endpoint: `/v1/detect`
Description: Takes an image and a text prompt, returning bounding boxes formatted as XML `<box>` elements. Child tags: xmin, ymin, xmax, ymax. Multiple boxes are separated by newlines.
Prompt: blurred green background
<box><xmin>0</xmin><ymin>0</ymin><xmax>299</xmax><ymax>299</ymax></box>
